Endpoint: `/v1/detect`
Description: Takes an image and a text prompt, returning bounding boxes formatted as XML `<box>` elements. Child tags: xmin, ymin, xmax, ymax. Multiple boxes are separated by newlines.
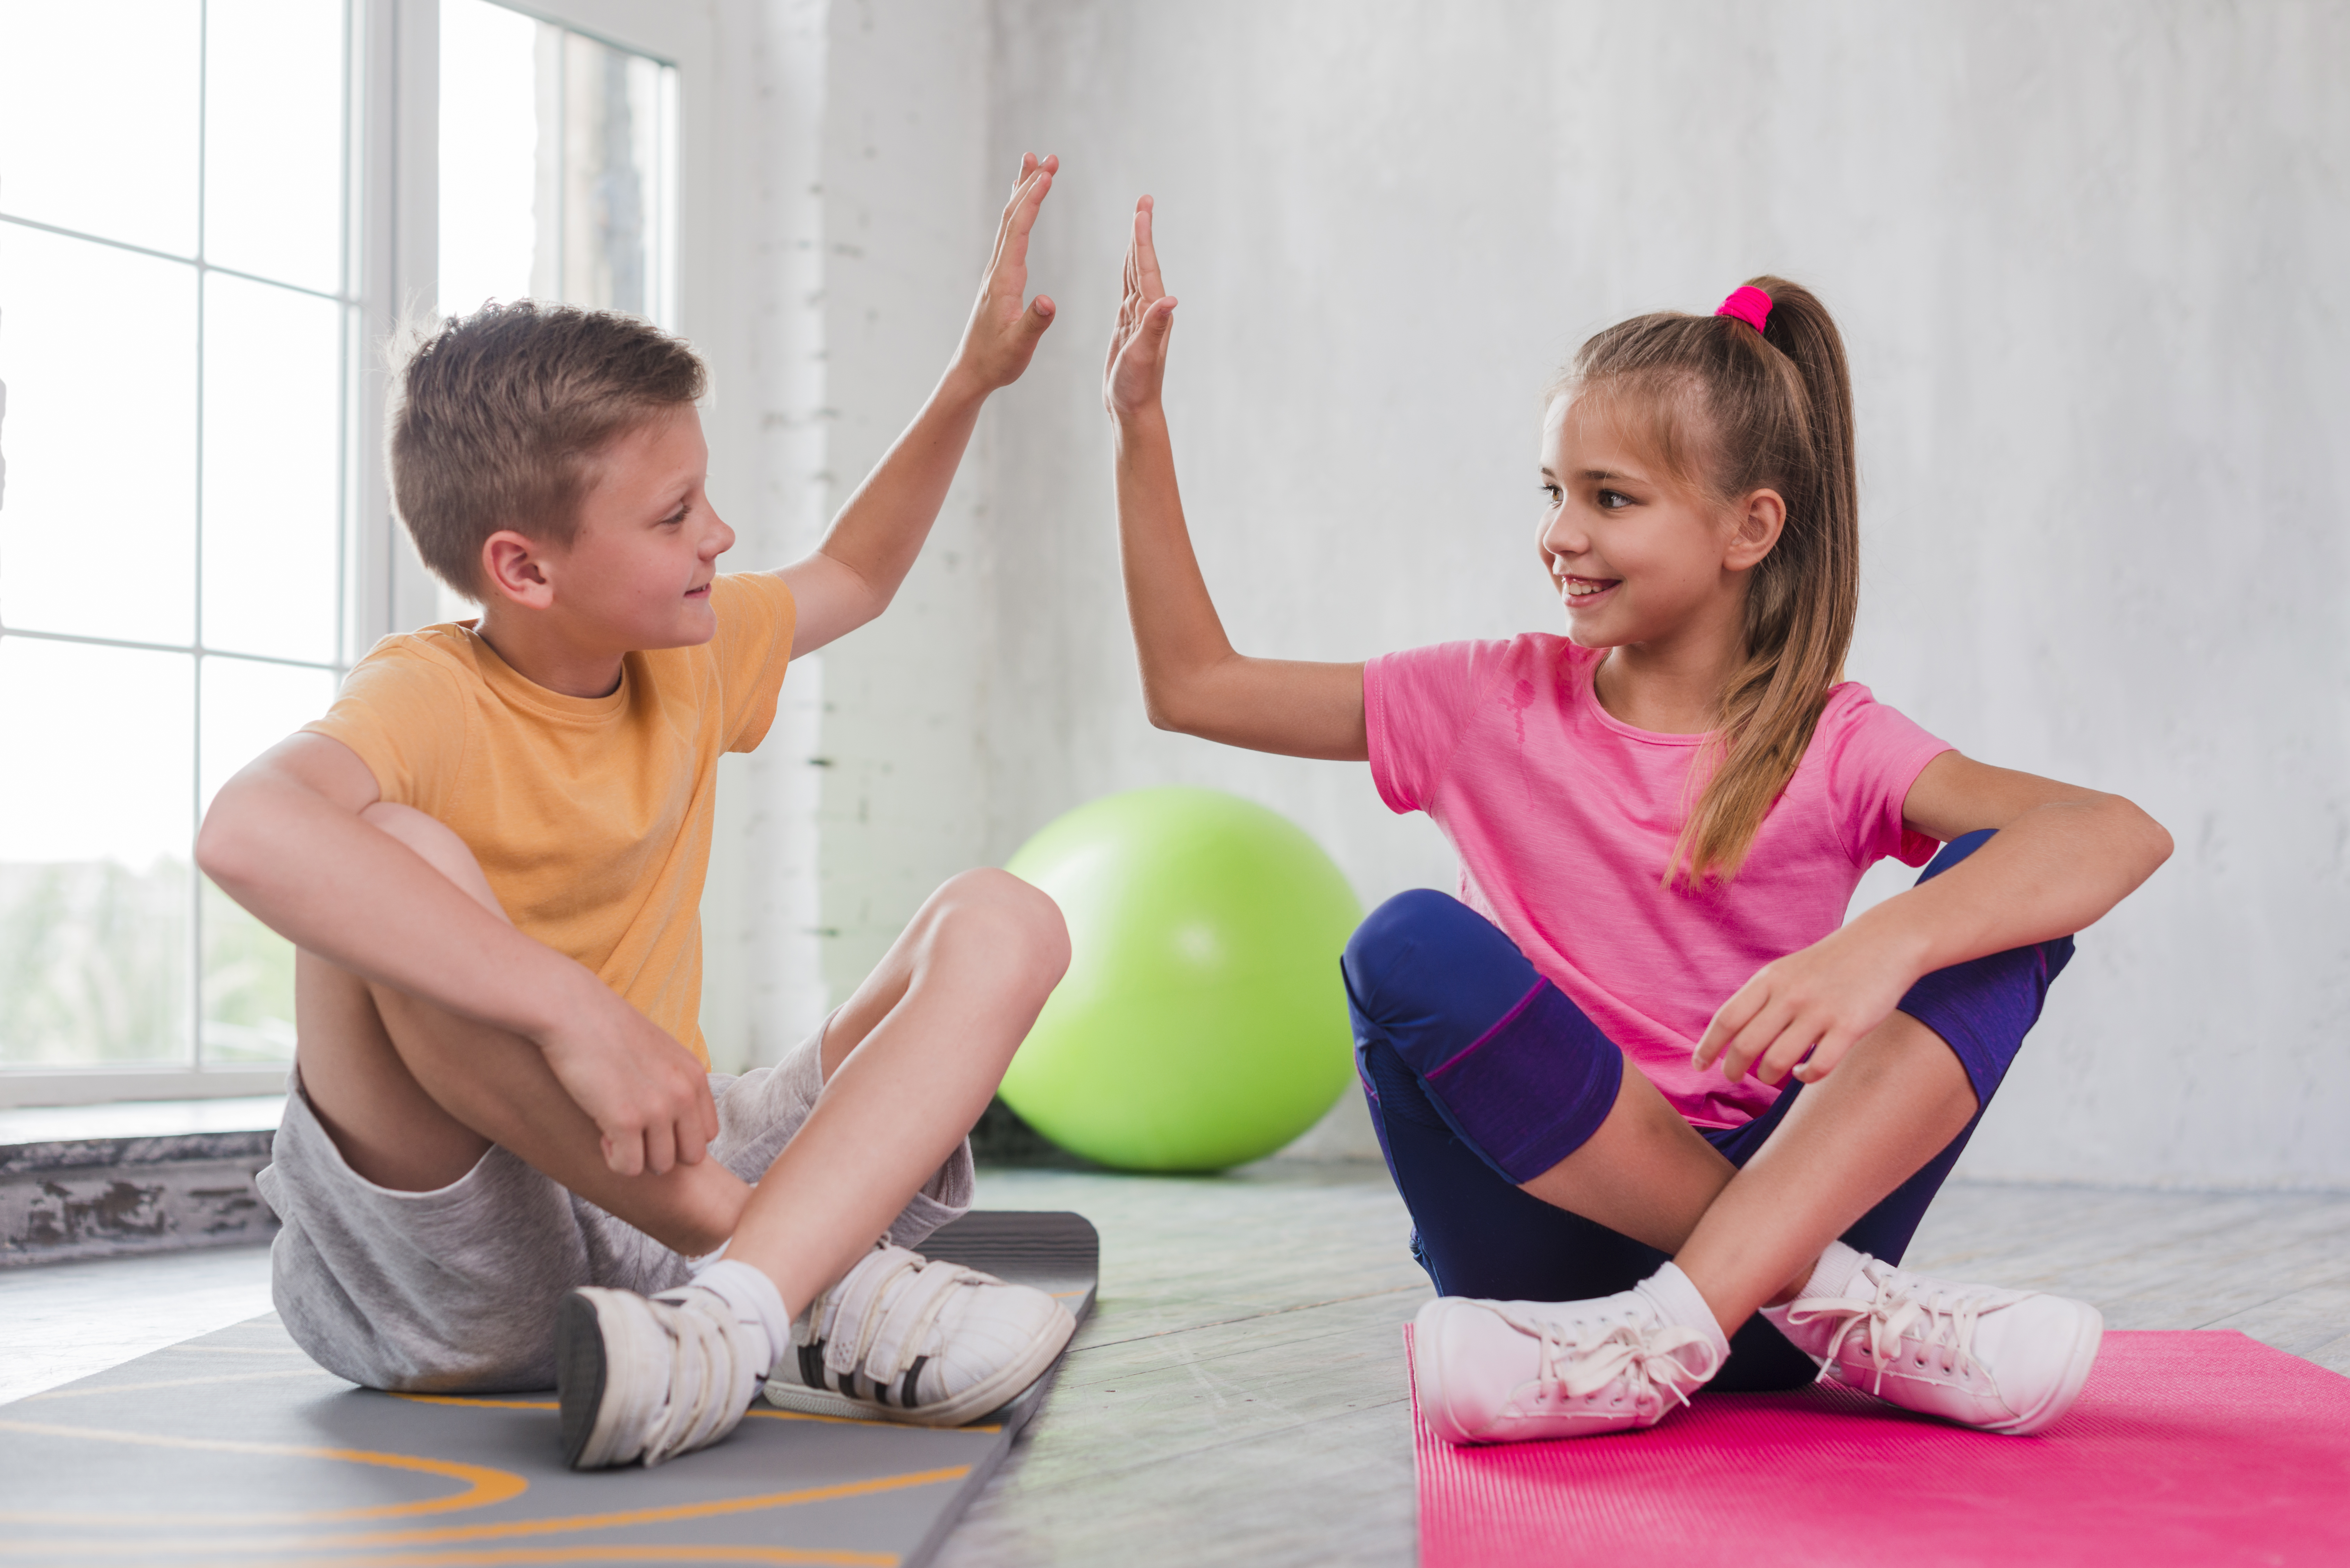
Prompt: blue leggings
<box><xmin>1344</xmin><ymin>831</ymin><xmax>2073</xmax><ymax>1392</ymax></box>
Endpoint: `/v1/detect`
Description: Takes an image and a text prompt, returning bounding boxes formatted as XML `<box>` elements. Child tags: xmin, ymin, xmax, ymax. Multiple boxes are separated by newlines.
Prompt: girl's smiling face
<box><xmin>1535</xmin><ymin>392</ymin><xmax>1778</xmax><ymax>656</ymax></box>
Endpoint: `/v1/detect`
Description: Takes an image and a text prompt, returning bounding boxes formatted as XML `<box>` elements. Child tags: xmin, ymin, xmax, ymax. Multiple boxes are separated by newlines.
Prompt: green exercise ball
<box><xmin>1000</xmin><ymin>787</ymin><xmax>1364</xmax><ymax>1172</ymax></box>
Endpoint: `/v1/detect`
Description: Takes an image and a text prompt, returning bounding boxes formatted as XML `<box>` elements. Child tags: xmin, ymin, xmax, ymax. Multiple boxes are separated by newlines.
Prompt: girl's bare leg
<box><xmin>1515</xmin><ymin>1011</ymin><xmax>1977</xmax><ymax>1331</ymax></box>
<box><xmin>1671</xmin><ymin>1012</ymin><xmax>1976</xmax><ymax>1331</ymax></box>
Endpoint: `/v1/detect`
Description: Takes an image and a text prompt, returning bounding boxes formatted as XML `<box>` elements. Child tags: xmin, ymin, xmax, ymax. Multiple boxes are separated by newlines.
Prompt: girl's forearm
<box><xmin>1863</xmin><ymin>795</ymin><xmax>2170</xmax><ymax>979</ymax></box>
<box><xmin>1111</xmin><ymin>406</ymin><xmax>1238</xmax><ymax>728</ymax></box>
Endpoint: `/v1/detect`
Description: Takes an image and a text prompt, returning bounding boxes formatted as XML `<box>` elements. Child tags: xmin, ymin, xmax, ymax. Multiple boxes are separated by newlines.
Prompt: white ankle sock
<box><xmin>1636</xmin><ymin>1262</ymin><xmax>1732</xmax><ymax>1360</ymax></box>
<box><xmin>1789</xmin><ymin>1240</ymin><xmax>1867</xmax><ymax>1303</ymax></box>
<box><xmin>690</xmin><ymin>1259</ymin><xmax>792</xmax><ymax>1375</ymax></box>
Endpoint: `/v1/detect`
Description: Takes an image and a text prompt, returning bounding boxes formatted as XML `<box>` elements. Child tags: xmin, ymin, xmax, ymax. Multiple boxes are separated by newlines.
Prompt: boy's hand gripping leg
<box><xmin>295</xmin><ymin>802</ymin><xmax>749</xmax><ymax>1252</ymax></box>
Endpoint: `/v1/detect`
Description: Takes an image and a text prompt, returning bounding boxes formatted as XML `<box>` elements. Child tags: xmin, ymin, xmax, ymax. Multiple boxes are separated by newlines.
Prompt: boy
<box><xmin>199</xmin><ymin>156</ymin><xmax>1073</xmax><ymax>1471</ymax></box>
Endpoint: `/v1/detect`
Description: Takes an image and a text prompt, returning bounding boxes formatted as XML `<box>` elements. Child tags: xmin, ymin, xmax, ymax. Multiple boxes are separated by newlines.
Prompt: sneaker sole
<box><xmin>557</xmin><ymin>1288</ymin><xmax>667</xmax><ymax>1470</ymax></box>
<box><xmin>1981</xmin><ymin>1300</ymin><xmax>2104</xmax><ymax>1437</ymax></box>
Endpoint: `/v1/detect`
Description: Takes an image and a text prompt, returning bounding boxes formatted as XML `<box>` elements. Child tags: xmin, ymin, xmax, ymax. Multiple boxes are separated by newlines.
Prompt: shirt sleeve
<box><xmin>301</xmin><ymin>638</ymin><xmax>472</xmax><ymax>816</ymax></box>
<box><xmin>1817</xmin><ymin>683</ymin><xmax>1955</xmax><ymax>867</ymax></box>
<box><xmin>710</xmin><ymin>572</ymin><xmax>798</xmax><ymax>753</ymax></box>
<box><xmin>1364</xmin><ymin>640</ymin><xmax>1510</xmax><ymax>815</ymax></box>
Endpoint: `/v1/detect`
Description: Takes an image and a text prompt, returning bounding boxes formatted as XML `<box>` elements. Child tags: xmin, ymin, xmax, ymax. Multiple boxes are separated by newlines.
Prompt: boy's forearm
<box><xmin>809</xmin><ymin>365</ymin><xmax>992</xmax><ymax>607</ymax></box>
<box><xmin>201</xmin><ymin>776</ymin><xmax>594</xmax><ymax>1043</ymax></box>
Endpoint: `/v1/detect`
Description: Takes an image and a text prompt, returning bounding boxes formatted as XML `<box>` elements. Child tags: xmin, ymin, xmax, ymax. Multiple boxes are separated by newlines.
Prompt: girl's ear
<box><xmin>1724</xmin><ymin>488</ymin><xmax>1787</xmax><ymax>572</ymax></box>
<box><xmin>482</xmin><ymin>529</ymin><xmax>558</xmax><ymax>610</ymax></box>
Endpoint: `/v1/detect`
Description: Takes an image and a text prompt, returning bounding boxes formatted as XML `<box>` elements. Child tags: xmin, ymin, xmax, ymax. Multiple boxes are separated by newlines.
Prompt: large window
<box><xmin>0</xmin><ymin>0</ymin><xmax>358</xmax><ymax>1094</ymax></box>
<box><xmin>0</xmin><ymin>0</ymin><xmax>683</xmax><ymax>1101</ymax></box>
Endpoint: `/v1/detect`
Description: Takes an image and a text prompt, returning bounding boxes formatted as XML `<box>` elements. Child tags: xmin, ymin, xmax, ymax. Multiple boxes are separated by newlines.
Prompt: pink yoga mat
<box><xmin>1409</xmin><ymin>1327</ymin><xmax>2350</xmax><ymax>1567</ymax></box>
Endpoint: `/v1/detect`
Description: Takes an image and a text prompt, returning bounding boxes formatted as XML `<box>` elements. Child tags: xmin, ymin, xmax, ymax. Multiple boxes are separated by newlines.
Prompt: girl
<box><xmin>1099</xmin><ymin>198</ymin><xmax>2171</xmax><ymax>1445</ymax></box>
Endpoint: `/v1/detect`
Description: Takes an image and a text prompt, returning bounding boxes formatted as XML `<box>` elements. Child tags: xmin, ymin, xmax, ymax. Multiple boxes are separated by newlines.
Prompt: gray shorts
<box><xmin>254</xmin><ymin>1030</ymin><xmax>974</xmax><ymax>1393</ymax></box>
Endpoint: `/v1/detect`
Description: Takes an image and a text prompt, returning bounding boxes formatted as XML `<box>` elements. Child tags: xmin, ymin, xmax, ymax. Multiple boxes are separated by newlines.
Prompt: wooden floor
<box><xmin>3</xmin><ymin>1161</ymin><xmax>2344</xmax><ymax>1566</ymax></box>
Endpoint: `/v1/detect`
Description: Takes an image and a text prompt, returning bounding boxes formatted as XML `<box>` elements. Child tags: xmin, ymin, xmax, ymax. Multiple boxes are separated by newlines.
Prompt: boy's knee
<box><xmin>933</xmin><ymin>867</ymin><xmax>1070</xmax><ymax>990</ymax></box>
<box><xmin>361</xmin><ymin>802</ymin><xmax>506</xmax><ymax>918</ymax></box>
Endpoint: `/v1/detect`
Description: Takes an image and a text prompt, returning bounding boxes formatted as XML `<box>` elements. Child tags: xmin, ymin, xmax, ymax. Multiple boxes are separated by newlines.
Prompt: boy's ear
<box><xmin>482</xmin><ymin>529</ymin><xmax>558</xmax><ymax>609</ymax></box>
<box><xmin>1724</xmin><ymin>488</ymin><xmax>1787</xmax><ymax>572</ymax></box>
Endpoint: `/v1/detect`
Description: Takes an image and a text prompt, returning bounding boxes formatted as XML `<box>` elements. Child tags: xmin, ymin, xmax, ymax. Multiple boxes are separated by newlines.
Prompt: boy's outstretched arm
<box><xmin>781</xmin><ymin>154</ymin><xmax>1061</xmax><ymax>657</ymax></box>
<box><xmin>197</xmin><ymin>733</ymin><xmax>718</xmax><ymax>1178</ymax></box>
<box><xmin>1104</xmin><ymin>196</ymin><xmax>1367</xmax><ymax>760</ymax></box>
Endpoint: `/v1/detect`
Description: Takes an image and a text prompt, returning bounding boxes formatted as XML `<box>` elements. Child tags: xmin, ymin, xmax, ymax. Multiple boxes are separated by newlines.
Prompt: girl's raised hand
<box><xmin>955</xmin><ymin>154</ymin><xmax>1059</xmax><ymax>392</ymax></box>
<box><xmin>1104</xmin><ymin>196</ymin><xmax>1177</xmax><ymax>420</ymax></box>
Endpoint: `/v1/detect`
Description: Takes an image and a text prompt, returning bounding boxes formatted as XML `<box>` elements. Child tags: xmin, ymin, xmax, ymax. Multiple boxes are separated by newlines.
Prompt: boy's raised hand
<box><xmin>1104</xmin><ymin>196</ymin><xmax>1178</xmax><ymax>420</ymax></box>
<box><xmin>954</xmin><ymin>153</ymin><xmax>1060</xmax><ymax>391</ymax></box>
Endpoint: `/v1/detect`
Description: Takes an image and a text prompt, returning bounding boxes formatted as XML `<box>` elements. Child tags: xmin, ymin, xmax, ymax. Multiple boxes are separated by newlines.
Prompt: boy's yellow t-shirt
<box><xmin>303</xmin><ymin>572</ymin><xmax>796</xmax><ymax>1066</ymax></box>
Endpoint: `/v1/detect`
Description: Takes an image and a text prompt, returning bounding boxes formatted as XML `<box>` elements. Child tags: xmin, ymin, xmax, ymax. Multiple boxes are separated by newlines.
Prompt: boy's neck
<box><xmin>472</xmin><ymin>603</ymin><xmax>628</xmax><ymax>700</ymax></box>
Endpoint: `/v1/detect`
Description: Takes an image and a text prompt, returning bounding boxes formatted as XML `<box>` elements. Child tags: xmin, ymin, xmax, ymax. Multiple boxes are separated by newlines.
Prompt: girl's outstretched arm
<box><xmin>1695</xmin><ymin>754</ymin><xmax>2172</xmax><ymax>1087</ymax></box>
<box><xmin>1103</xmin><ymin>198</ymin><xmax>1367</xmax><ymax>761</ymax></box>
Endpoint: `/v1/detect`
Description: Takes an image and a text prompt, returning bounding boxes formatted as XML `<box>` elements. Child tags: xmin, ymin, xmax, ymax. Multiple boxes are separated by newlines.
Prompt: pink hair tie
<box><xmin>1715</xmin><ymin>285</ymin><xmax>1772</xmax><ymax>334</ymax></box>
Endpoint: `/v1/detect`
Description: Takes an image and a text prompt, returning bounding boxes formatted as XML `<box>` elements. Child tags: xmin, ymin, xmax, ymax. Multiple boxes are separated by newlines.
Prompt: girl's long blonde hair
<box><xmin>1559</xmin><ymin>277</ymin><xmax>1859</xmax><ymax>886</ymax></box>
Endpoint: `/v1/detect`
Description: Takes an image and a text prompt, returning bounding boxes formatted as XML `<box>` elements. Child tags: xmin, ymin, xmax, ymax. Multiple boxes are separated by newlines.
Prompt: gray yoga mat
<box><xmin>0</xmin><ymin>1209</ymin><xmax>1097</xmax><ymax>1567</ymax></box>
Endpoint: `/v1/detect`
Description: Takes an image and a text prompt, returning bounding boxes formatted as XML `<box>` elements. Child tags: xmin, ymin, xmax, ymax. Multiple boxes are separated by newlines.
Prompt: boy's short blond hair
<box><xmin>387</xmin><ymin>301</ymin><xmax>706</xmax><ymax>596</ymax></box>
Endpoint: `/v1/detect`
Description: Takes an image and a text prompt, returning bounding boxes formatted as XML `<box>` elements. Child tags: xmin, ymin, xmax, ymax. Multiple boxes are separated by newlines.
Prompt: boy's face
<box><xmin>545</xmin><ymin>404</ymin><xmax>734</xmax><ymax>652</ymax></box>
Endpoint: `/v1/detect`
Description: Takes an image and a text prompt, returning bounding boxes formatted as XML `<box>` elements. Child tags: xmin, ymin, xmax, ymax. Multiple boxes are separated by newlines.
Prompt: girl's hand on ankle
<box><xmin>952</xmin><ymin>154</ymin><xmax>1059</xmax><ymax>394</ymax></box>
<box><xmin>1693</xmin><ymin>915</ymin><xmax>1927</xmax><ymax>1087</ymax></box>
<box><xmin>1103</xmin><ymin>196</ymin><xmax>1177</xmax><ymax>423</ymax></box>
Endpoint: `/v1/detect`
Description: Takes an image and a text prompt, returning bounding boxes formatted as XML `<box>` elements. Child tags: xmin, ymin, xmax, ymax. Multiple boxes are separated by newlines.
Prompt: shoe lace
<box><xmin>1786</xmin><ymin>1267</ymin><xmax>1992</xmax><ymax>1397</ymax></box>
<box><xmin>1496</xmin><ymin>1307</ymin><xmax>1723</xmax><ymax>1414</ymax></box>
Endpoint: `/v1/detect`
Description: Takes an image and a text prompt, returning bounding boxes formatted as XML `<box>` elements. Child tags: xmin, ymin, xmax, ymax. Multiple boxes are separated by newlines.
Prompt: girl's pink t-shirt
<box><xmin>1365</xmin><ymin>636</ymin><xmax>1953</xmax><ymax>1129</ymax></box>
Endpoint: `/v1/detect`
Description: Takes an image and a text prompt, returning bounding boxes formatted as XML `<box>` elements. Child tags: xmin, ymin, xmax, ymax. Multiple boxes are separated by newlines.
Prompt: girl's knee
<box><xmin>1344</xmin><ymin>889</ymin><xmax>1531</xmax><ymax>1024</ymax></box>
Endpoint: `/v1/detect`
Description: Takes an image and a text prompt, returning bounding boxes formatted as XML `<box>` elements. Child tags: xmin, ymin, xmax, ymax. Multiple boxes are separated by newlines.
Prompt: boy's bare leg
<box><xmin>723</xmin><ymin>867</ymin><xmax>1069</xmax><ymax>1315</ymax></box>
<box><xmin>294</xmin><ymin>803</ymin><xmax>749</xmax><ymax>1252</ymax></box>
<box><xmin>298</xmin><ymin>804</ymin><xmax>1069</xmax><ymax>1310</ymax></box>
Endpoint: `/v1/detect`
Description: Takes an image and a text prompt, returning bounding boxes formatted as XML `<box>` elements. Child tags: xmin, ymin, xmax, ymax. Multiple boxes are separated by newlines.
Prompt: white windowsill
<box><xmin>0</xmin><ymin>1094</ymin><xmax>286</xmax><ymax>1146</ymax></box>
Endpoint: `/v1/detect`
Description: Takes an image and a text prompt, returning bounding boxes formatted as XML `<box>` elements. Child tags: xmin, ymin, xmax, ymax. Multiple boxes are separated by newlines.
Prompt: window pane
<box><xmin>0</xmin><ymin>639</ymin><xmax>193</xmax><ymax>1066</ymax></box>
<box><xmin>206</xmin><ymin>0</ymin><xmax>347</xmax><ymax>294</ymax></box>
<box><xmin>439</xmin><ymin>0</ymin><xmax>544</xmax><ymax>315</ymax></box>
<box><xmin>438</xmin><ymin>6</ymin><xmax>678</xmax><ymax>324</ymax></box>
<box><xmin>560</xmin><ymin>31</ymin><xmax>667</xmax><ymax>318</ymax></box>
<box><xmin>201</xmin><ymin>274</ymin><xmax>341</xmax><ymax>663</ymax></box>
<box><xmin>200</xmin><ymin>656</ymin><xmax>334</xmax><ymax>1066</ymax></box>
<box><xmin>0</xmin><ymin>224</ymin><xmax>198</xmax><ymax>644</ymax></box>
<box><xmin>0</xmin><ymin>0</ymin><xmax>200</xmax><ymax>257</ymax></box>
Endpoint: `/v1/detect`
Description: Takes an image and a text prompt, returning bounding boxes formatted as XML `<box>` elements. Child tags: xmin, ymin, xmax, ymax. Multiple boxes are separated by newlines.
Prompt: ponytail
<box><xmin>1562</xmin><ymin>277</ymin><xmax>1859</xmax><ymax>886</ymax></box>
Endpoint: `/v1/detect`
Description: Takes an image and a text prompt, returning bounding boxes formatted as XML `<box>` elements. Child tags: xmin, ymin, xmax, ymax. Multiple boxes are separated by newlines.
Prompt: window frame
<box><xmin>0</xmin><ymin>0</ymin><xmax>724</xmax><ymax>1107</ymax></box>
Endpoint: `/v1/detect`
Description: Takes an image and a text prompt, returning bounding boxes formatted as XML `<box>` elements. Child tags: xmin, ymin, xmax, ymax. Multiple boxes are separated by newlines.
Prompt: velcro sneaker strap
<box><xmin>823</xmin><ymin>1246</ymin><xmax>924</xmax><ymax>1377</ymax></box>
<box><xmin>861</xmin><ymin>1261</ymin><xmax>977</xmax><ymax>1382</ymax></box>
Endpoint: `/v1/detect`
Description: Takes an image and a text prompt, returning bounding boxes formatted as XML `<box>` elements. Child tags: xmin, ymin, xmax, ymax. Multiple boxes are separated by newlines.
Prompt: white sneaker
<box><xmin>1762</xmin><ymin>1251</ymin><xmax>2103</xmax><ymax>1436</ymax></box>
<box><xmin>1412</xmin><ymin>1268</ymin><xmax>1728</xmax><ymax>1445</ymax></box>
<box><xmin>764</xmin><ymin>1244</ymin><xmax>1077</xmax><ymax>1427</ymax></box>
<box><xmin>557</xmin><ymin>1282</ymin><xmax>769</xmax><ymax>1470</ymax></box>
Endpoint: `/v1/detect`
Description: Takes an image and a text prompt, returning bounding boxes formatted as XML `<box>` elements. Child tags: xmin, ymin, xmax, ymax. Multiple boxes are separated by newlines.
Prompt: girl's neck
<box><xmin>1589</xmin><ymin>635</ymin><xmax>1743</xmax><ymax>736</ymax></box>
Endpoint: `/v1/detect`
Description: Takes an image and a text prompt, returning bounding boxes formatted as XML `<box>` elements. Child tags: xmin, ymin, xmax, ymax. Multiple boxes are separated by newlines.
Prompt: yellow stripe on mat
<box><xmin>0</xmin><ymin>1465</ymin><xmax>968</xmax><ymax>1560</ymax></box>
<box><xmin>0</xmin><ymin>1418</ymin><xmax>527</xmax><ymax>1525</ymax></box>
